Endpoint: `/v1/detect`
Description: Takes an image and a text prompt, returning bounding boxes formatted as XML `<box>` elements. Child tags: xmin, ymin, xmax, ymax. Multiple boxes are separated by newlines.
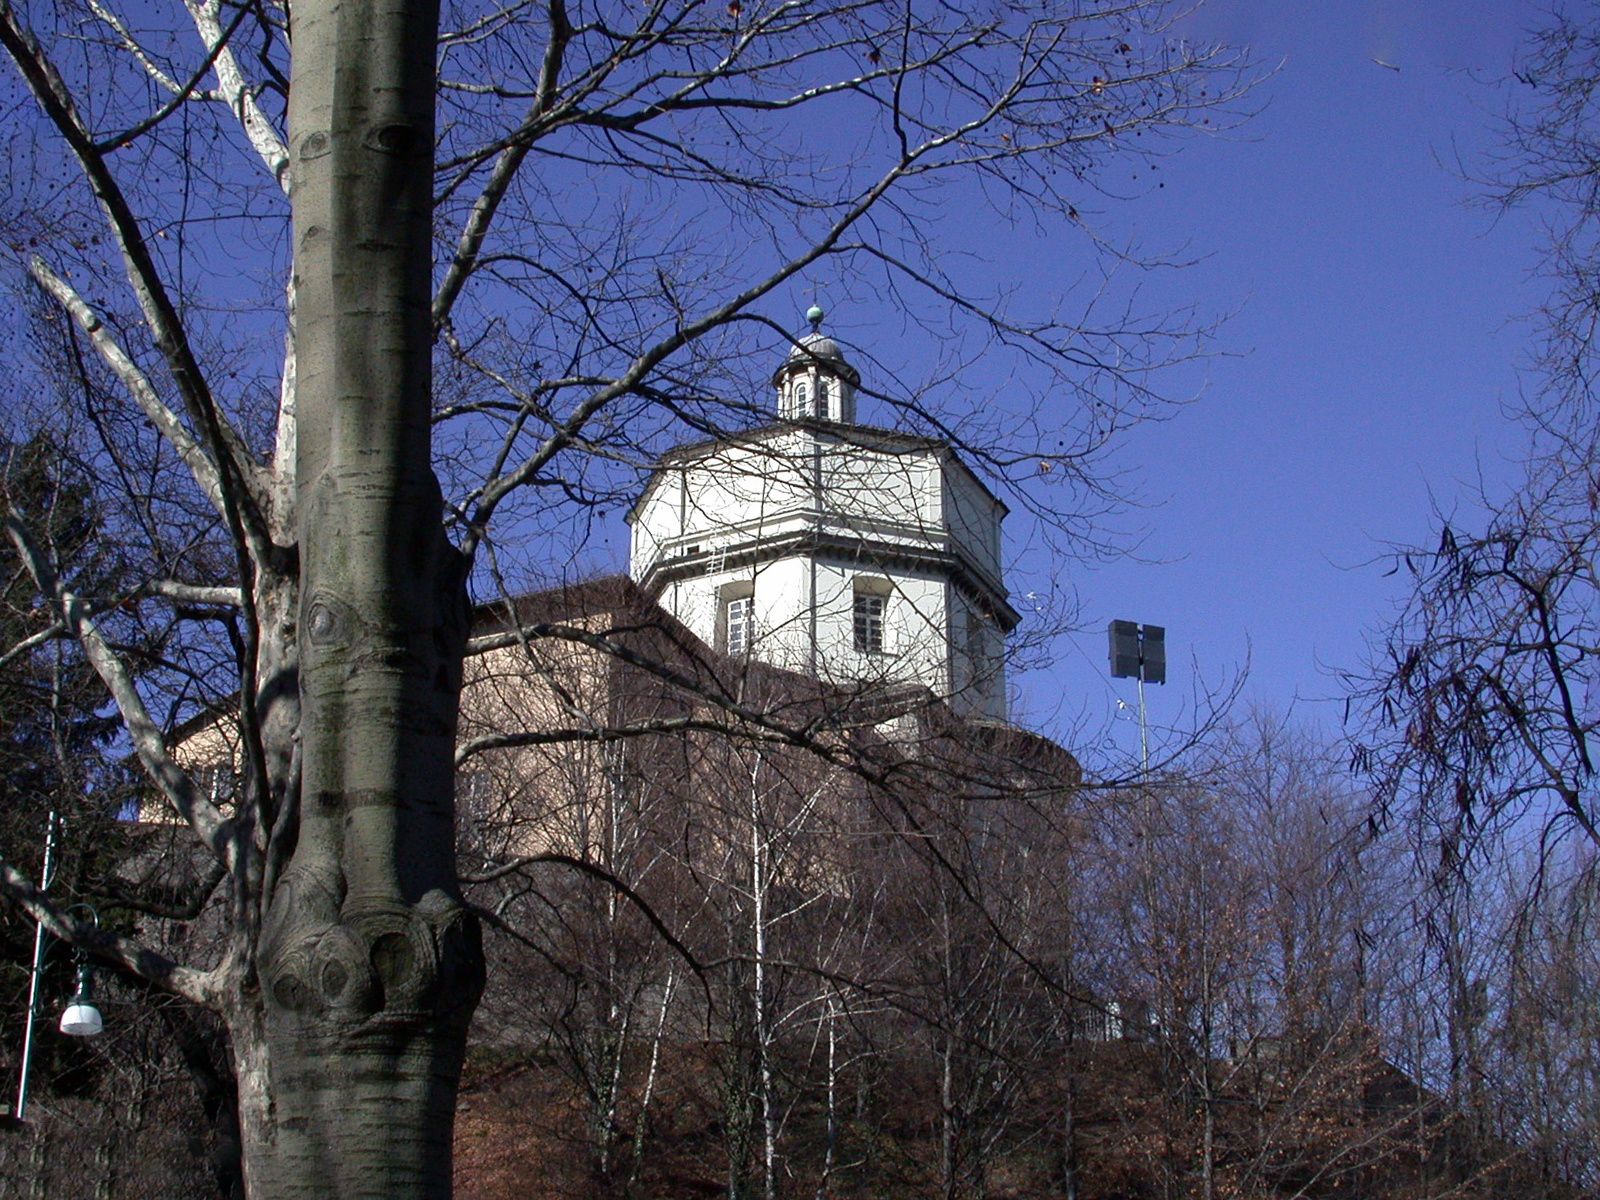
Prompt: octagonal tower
<box><xmin>627</xmin><ymin>315</ymin><xmax>1016</xmax><ymax>719</ymax></box>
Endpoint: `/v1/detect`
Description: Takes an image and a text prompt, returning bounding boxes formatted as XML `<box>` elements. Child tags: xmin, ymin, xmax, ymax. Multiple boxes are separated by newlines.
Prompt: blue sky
<box><xmin>559</xmin><ymin>0</ymin><xmax>1557</xmax><ymax>772</ymax></box>
<box><xmin>1011</xmin><ymin>0</ymin><xmax>1556</xmax><ymax>766</ymax></box>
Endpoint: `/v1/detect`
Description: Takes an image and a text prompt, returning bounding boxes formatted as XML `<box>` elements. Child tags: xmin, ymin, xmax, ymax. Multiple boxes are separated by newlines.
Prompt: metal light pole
<box><xmin>14</xmin><ymin>810</ymin><xmax>59</xmax><ymax>1124</ymax></box>
<box><xmin>1137</xmin><ymin>669</ymin><xmax>1148</xmax><ymax>778</ymax></box>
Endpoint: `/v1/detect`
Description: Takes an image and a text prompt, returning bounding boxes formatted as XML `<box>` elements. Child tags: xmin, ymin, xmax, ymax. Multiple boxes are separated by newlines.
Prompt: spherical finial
<box><xmin>805</xmin><ymin>304</ymin><xmax>825</xmax><ymax>330</ymax></box>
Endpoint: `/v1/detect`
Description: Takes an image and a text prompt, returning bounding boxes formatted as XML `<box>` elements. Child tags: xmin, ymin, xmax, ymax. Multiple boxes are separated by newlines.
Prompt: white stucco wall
<box><xmin>942</xmin><ymin>459</ymin><xmax>1005</xmax><ymax>586</ymax></box>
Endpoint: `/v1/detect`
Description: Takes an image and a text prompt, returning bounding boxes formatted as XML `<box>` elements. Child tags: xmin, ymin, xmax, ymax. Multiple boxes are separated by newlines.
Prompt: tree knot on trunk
<box><xmin>304</xmin><ymin>591</ymin><xmax>355</xmax><ymax>648</ymax></box>
<box><xmin>363</xmin><ymin>123</ymin><xmax>418</xmax><ymax>156</ymax></box>
<box><xmin>263</xmin><ymin>889</ymin><xmax>482</xmax><ymax>1031</ymax></box>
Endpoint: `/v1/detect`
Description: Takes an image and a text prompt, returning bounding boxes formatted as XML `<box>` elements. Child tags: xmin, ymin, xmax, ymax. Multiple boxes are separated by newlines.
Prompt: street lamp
<box><xmin>11</xmin><ymin>814</ymin><xmax>105</xmax><ymax>1125</ymax></box>
<box><xmin>59</xmin><ymin>952</ymin><xmax>103</xmax><ymax>1038</ymax></box>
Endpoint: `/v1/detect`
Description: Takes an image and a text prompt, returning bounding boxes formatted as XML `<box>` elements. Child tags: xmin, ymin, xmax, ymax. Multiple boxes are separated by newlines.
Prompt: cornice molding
<box><xmin>637</xmin><ymin>529</ymin><xmax>1019</xmax><ymax>630</ymax></box>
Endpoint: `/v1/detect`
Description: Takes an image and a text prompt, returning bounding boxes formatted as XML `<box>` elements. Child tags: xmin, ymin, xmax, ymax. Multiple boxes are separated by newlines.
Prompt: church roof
<box><xmin>628</xmin><ymin>421</ymin><xmax>1010</xmax><ymax>519</ymax></box>
<box><xmin>773</xmin><ymin>330</ymin><xmax>861</xmax><ymax>386</ymax></box>
<box><xmin>787</xmin><ymin>332</ymin><xmax>847</xmax><ymax>362</ymax></box>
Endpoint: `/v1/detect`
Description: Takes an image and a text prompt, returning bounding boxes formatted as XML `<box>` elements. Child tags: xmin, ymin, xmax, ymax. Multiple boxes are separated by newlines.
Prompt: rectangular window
<box><xmin>726</xmin><ymin>595</ymin><xmax>753</xmax><ymax>656</ymax></box>
<box><xmin>853</xmin><ymin>593</ymin><xmax>884</xmax><ymax>653</ymax></box>
<box><xmin>966</xmin><ymin>612</ymin><xmax>988</xmax><ymax>694</ymax></box>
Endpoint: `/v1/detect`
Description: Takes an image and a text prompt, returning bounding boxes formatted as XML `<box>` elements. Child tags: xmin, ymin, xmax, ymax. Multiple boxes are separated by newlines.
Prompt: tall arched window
<box><xmin>817</xmin><ymin>380</ymin><xmax>831</xmax><ymax>420</ymax></box>
<box><xmin>794</xmin><ymin>380</ymin><xmax>809</xmax><ymax>417</ymax></box>
<box><xmin>853</xmin><ymin>587</ymin><xmax>886</xmax><ymax>653</ymax></box>
<box><xmin>723</xmin><ymin>592</ymin><xmax>754</xmax><ymax>655</ymax></box>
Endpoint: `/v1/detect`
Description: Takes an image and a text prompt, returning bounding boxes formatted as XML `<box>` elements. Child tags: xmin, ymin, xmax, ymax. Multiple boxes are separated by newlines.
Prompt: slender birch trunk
<box><xmin>814</xmin><ymin>992</ymin><xmax>840</xmax><ymax>1200</ymax></box>
<box><xmin>625</xmin><ymin>966</ymin><xmax>677</xmax><ymax>1198</ymax></box>
<box><xmin>1058</xmin><ymin>1070</ymin><xmax>1078</xmax><ymax>1200</ymax></box>
<box><xmin>751</xmin><ymin>772</ymin><xmax>777</xmax><ymax>1200</ymax></box>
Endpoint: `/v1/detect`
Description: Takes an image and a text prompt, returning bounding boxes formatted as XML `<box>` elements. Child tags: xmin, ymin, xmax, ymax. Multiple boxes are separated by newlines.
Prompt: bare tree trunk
<box><xmin>1057</xmin><ymin>1069</ymin><xmax>1079</xmax><ymax>1200</ymax></box>
<box><xmin>940</xmin><ymin>1032</ymin><xmax>970</xmax><ymax>1200</ymax></box>
<box><xmin>1199</xmin><ymin>924</ymin><xmax>1216</xmax><ymax>1200</ymax></box>
<box><xmin>27</xmin><ymin>1117</ymin><xmax>49</xmax><ymax>1200</ymax></box>
<box><xmin>625</xmin><ymin>967</ymin><xmax>677</xmax><ymax>1198</ymax></box>
<box><xmin>815</xmin><ymin>992</ymin><xmax>840</xmax><ymax>1200</ymax></box>
<box><xmin>166</xmin><ymin>1006</ymin><xmax>245</xmax><ymax>1200</ymax></box>
<box><xmin>238</xmin><ymin>0</ymin><xmax>484</xmax><ymax>1190</ymax></box>
<box><xmin>751</xmin><ymin>772</ymin><xmax>777</xmax><ymax>1200</ymax></box>
<box><xmin>593</xmin><ymin>745</ymin><xmax>631</xmax><ymax>1181</ymax></box>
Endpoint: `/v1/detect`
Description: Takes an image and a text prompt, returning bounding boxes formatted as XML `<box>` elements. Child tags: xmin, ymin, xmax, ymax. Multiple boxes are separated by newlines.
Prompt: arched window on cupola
<box><xmin>817</xmin><ymin>379</ymin><xmax>831</xmax><ymax>420</ymax></box>
<box><xmin>794</xmin><ymin>379</ymin><xmax>809</xmax><ymax>417</ymax></box>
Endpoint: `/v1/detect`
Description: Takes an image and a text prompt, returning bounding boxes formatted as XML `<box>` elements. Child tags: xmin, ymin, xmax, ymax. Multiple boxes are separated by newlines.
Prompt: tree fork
<box><xmin>247</xmin><ymin>0</ymin><xmax>485</xmax><ymax>1192</ymax></box>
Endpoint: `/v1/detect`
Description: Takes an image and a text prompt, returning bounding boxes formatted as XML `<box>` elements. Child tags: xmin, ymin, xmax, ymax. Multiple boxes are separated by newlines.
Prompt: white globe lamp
<box><xmin>59</xmin><ymin>962</ymin><xmax>102</xmax><ymax>1037</ymax></box>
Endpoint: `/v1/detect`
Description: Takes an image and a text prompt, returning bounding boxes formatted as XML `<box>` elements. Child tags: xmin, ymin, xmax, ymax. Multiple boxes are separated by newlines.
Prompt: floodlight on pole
<box><xmin>1109</xmin><ymin>621</ymin><xmax>1167</xmax><ymax>778</ymax></box>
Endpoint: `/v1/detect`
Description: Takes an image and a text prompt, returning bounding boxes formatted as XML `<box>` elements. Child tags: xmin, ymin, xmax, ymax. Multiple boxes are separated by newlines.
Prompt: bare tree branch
<box><xmin>86</xmin><ymin>0</ymin><xmax>182</xmax><ymax>94</ymax></box>
<box><xmin>29</xmin><ymin>257</ymin><xmax>229</xmax><ymax>518</ymax></box>
<box><xmin>464</xmin><ymin>851</ymin><xmax>706</xmax><ymax>985</ymax></box>
<box><xmin>0</xmin><ymin>617</ymin><xmax>64</xmax><ymax>671</ymax></box>
<box><xmin>94</xmin><ymin>0</ymin><xmax>253</xmax><ymax>154</ymax></box>
<box><xmin>4</xmin><ymin>510</ymin><xmax>232</xmax><ymax>862</ymax></box>
<box><xmin>97</xmin><ymin>859</ymin><xmax>229</xmax><ymax>921</ymax></box>
<box><xmin>0</xmin><ymin>854</ymin><xmax>216</xmax><ymax>1007</ymax></box>
<box><xmin>0</xmin><ymin>0</ymin><xmax>272</xmax><ymax>546</ymax></box>
<box><xmin>150</xmin><ymin>580</ymin><xmax>245</xmax><ymax>607</ymax></box>
<box><xmin>181</xmin><ymin>0</ymin><xmax>291</xmax><ymax>190</ymax></box>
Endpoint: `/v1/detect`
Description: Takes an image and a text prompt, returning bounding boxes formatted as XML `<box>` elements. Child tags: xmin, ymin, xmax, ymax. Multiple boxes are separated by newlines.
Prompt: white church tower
<box><xmin>627</xmin><ymin>310</ymin><xmax>1017</xmax><ymax>719</ymax></box>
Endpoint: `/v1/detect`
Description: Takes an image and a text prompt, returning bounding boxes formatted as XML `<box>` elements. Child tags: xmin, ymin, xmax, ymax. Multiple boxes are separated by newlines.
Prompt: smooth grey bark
<box><xmin>240</xmin><ymin>0</ymin><xmax>484</xmax><ymax>1191</ymax></box>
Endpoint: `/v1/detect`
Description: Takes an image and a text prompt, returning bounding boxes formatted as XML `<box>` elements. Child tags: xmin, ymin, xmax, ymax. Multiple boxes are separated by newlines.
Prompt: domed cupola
<box><xmin>773</xmin><ymin>306</ymin><xmax>860</xmax><ymax>423</ymax></box>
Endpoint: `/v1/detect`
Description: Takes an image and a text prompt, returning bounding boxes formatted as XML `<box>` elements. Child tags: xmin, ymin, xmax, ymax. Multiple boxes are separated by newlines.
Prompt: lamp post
<box><xmin>11</xmin><ymin>817</ymin><xmax>103</xmax><ymax>1126</ymax></box>
<box><xmin>13</xmin><ymin>810</ymin><xmax>58</xmax><ymax>1125</ymax></box>
<box><xmin>59</xmin><ymin>949</ymin><xmax>103</xmax><ymax>1038</ymax></box>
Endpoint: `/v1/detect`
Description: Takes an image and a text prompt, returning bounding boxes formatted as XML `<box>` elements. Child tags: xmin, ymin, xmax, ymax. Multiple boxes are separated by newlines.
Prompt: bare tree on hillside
<box><xmin>1086</xmin><ymin>718</ymin><xmax>1435</xmax><ymax>1199</ymax></box>
<box><xmin>1349</xmin><ymin>12</ymin><xmax>1600</xmax><ymax>1187</ymax></box>
<box><xmin>1356</xmin><ymin>6</ymin><xmax>1600</xmax><ymax>873</ymax></box>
